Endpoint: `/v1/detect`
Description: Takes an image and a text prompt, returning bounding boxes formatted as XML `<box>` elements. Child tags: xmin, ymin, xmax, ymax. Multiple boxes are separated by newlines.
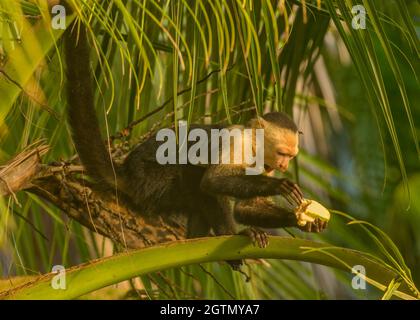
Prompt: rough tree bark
<box><xmin>0</xmin><ymin>141</ymin><xmax>186</xmax><ymax>249</ymax></box>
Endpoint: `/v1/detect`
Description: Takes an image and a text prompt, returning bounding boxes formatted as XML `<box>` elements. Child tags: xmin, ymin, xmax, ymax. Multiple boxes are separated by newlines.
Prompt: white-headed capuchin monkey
<box><xmin>64</xmin><ymin>11</ymin><xmax>327</xmax><ymax>268</ymax></box>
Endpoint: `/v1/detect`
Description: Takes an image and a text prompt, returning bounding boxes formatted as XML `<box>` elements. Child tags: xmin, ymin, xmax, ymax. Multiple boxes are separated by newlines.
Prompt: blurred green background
<box><xmin>0</xmin><ymin>0</ymin><xmax>419</xmax><ymax>299</ymax></box>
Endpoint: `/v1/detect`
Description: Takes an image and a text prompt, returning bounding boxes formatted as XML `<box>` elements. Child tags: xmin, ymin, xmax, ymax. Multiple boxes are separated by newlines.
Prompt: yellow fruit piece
<box><xmin>306</xmin><ymin>200</ymin><xmax>330</xmax><ymax>221</ymax></box>
<box><xmin>295</xmin><ymin>199</ymin><xmax>330</xmax><ymax>226</ymax></box>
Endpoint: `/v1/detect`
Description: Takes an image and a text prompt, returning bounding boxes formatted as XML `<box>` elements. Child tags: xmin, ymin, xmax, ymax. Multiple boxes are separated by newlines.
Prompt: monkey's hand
<box><xmin>294</xmin><ymin>199</ymin><xmax>330</xmax><ymax>233</ymax></box>
<box><xmin>297</xmin><ymin>218</ymin><xmax>328</xmax><ymax>233</ymax></box>
<box><xmin>239</xmin><ymin>227</ymin><xmax>269</xmax><ymax>248</ymax></box>
<box><xmin>278</xmin><ymin>179</ymin><xmax>304</xmax><ymax>206</ymax></box>
<box><xmin>227</xmin><ymin>227</ymin><xmax>269</xmax><ymax>271</ymax></box>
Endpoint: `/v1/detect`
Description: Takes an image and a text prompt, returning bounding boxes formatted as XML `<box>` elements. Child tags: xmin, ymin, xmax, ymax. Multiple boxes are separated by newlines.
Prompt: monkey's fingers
<box><xmin>314</xmin><ymin>219</ymin><xmax>328</xmax><ymax>232</ymax></box>
<box><xmin>282</xmin><ymin>181</ymin><xmax>303</xmax><ymax>205</ymax></box>
<box><xmin>294</xmin><ymin>183</ymin><xmax>304</xmax><ymax>199</ymax></box>
<box><xmin>284</xmin><ymin>193</ymin><xmax>296</xmax><ymax>206</ymax></box>
<box><xmin>256</xmin><ymin>229</ymin><xmax>269</xmax><ymax>248</ymax></box>
<box><xmin>291</xmin><ymin>188</ymin><xmax>303</xmax><ymax>205</ymax></box>
<box><xmin>279</xmin><ymin>184</ymin><xmax>298</xmax><ymax>206</ymax></box>
<box><xmin>239</xmin><ymin>227</ymin><xmax>269</xmax><ymax>248</ymax></box>
<box><xmin>301</xmin><ymin>219</ymin><xmax>328</xmax><ymax>233</ymax></box>
<box><xmin>293</xmin><ymin>187</ymin><xmax>304</xmax><ymax>204</ymax></box>
<box><xmin>288</xmin><ymin>189</ymin><xmax>302</xmax><ymax>206</ymax></box>
<box><xmin>227</xmin><ymin>259</ymin><xmax>243</xmax><ymax>271</ymax></box>
<box><xmin>288</xmin><ymin>181</ymin><xmax>304</xmax><ymax>204</ymax></box>
<box><xmin>314</xmin><ymin>220</ymin><xmax>320</xmax><ymax>233</ymax></box>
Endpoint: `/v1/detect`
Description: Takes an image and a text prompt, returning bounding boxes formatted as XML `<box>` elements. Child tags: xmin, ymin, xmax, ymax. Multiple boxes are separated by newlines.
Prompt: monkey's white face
<box><xmin>264</xmin><ymin>129</ymin><xmax>299</xmax><ymax>173</ymax></box>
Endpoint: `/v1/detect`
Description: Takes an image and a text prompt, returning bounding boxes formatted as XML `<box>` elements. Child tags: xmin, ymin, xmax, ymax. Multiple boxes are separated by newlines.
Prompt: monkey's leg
<box><xmin>186</xmin><ymin>195</ymin><xmax>237</xmax><ymax>237</ymax></box>
<box><xmin>205</xmin><ymin>196</ymin><xmax>275</xmax><ymax>269</ymax></box>
<box><xmin>234</xmin><ymin>197</ymin><xmax>296</xmax><ymax>227</ymax></box>
<box><xmin>194</xmin><ymin>196</ymin><xmax>247</xmax><ymax>270</ymax></box>
<box><xmin>234</xmin><ymin>197</ymin><xmax>328</xmax><ymax>233</ymax></box>
<box><xmin>186</xmin><ymin>212</ymin><xmax>211</xmax><ymax>238</ymax></box>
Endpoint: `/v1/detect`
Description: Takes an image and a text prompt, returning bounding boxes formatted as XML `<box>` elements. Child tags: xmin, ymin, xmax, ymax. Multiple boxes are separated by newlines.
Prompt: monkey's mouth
<box><xmin>264</xmin><ymin>164</ymin><xmax>274</xmax><ymax>173</ymax></box>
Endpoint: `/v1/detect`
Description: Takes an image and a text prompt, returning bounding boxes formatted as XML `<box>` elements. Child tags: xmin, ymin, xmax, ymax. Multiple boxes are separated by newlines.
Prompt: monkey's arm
<box><xmin>234</xmin><ymin>197</ymin><xmax>296</xmax><ymax>228</ymax></box>
<box><xmin>201</xmin><ymin>165</ymin><xmax>303</xmax><ymax>205</ymax></box>
<box><xmin>234</xmin><ymin>197</ymin><xmax>328</xmax><ymax>232</ymax></box>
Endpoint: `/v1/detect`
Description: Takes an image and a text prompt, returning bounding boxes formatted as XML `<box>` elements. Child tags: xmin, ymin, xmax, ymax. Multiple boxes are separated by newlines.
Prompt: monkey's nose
<box><xmin>278</xmin><ymin>160</ymin><xmax>289</xmax><ymax>171</ymax></box>
<box><xmin>278</xmin><ymin>165</ymin><xmax>288</xmax><ymax>172</ymax></box>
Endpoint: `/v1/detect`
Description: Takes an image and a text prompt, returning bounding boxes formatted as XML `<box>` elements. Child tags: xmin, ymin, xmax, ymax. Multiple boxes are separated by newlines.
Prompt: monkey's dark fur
<box><xmin>65</xmin><ymin>22</ymin><xmax>326</xmax><ymax>252</ymax></box>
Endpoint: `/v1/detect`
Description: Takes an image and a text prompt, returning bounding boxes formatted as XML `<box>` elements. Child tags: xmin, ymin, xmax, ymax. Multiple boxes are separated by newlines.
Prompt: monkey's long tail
<box><xmin>65</xmin><ymin>21</ymin><xmax>119</xmax><ymax>189</ymax></box>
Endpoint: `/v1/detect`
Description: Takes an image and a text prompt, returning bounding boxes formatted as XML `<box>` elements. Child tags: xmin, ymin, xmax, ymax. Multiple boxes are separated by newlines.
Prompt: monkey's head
<box><xmin>252</xmin><ymin>112</ymin><xmax>300</xmax><ymax>173</ymax></box>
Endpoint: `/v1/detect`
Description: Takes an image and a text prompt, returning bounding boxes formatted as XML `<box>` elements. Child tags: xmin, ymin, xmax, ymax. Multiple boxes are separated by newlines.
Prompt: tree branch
<box><xmin>0</xmin><ymin>142</ymin><xmax>186</xmax><ymax>248</ymax></box>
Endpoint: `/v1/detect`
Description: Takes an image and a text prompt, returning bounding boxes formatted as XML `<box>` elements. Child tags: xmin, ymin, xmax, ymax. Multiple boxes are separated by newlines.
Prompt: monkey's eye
<box><xmin>277</xmin><ymin>151</ymin><xmax>286</xmax><ymax>156</ymax></box>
